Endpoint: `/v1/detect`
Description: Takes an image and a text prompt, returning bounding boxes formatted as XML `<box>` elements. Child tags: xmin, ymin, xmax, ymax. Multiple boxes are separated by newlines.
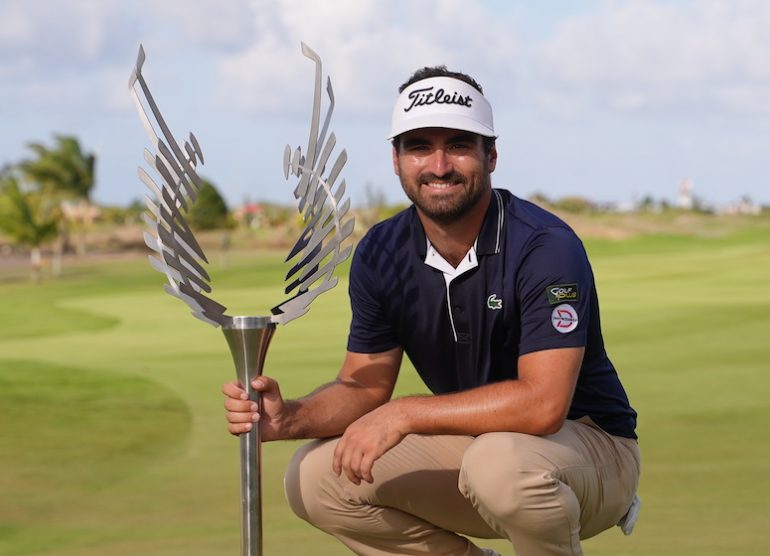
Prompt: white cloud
<box><xmin>0</xmin><ymin>0</ymin><xmax>141</xmax><ymax>70</ymax></box>
<box><xmin>213</xmin><ymin>0</ymin><xmax>521</xmax><ymax>116</ymax></box>
<box><xmin>149</xmin><ymin>0</ymin><xmax>257</xmax><ymax>51</ymax></box>
<box><xmin>0</xmin><ymin>0</ymin><xmax>522</xmax><ymax>118</ymax></box>
<box><xmin>0</xmin><ymin>0</ymin><xmax>147</xmax><ymax>115</ymax></box>
<box><xmin>531</xmin><ymin>0</ymin><xmax>770</xmax><ymax>120</ymax></box>
<box><xmin>4</xmin><ymin>0</ymin><xmax>768</xmax><ymax>208</ymax></box>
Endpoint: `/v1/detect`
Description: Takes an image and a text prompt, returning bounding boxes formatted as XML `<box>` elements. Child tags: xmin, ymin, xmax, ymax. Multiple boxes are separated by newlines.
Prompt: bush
<box><xmin>188</xmin><ymin>180</ymin><xmax>233</xmax><ymax>230</ymax></box>
<box><xmin>552</xmin><ymin>195</ymin><xmax>596</xmax><ymax>214</ymax></box>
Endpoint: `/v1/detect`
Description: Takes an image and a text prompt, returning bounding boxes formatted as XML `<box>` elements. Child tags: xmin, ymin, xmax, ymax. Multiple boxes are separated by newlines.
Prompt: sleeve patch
<box><xmin>551</xmin><ymin>304</ymin><xmax>579</xmax><ymax>333</ymax></box>
<box><xmin>546</xmin><ymin>283</ymin><xmax>579</xmax><ymax>305</ymax></box>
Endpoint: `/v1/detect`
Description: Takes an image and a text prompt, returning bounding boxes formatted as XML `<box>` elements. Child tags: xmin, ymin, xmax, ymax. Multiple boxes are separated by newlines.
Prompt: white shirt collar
<box><xmin>424</xmin><ymin>239</ymin><xmax>479</xmax><ymax>287</ymax></box>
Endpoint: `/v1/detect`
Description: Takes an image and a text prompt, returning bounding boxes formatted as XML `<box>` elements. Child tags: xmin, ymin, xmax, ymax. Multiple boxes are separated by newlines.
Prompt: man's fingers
<box><xmin>222</xmin><ymin>376</ymin><xmax>280</xmax><ymax>398</ymax></box>
<box><xmin>226</xmin><ymin>404</ymin><xmax>260</xmax><ymax>435</ymax></box>
<box><xmin>333</xmin><ymin>433</ymin><xmax>373</xmax><ymax>486</ymax></box>
<box><xmin>222</xmin><ymin>380</ymin><xmax>248</xmax><ymax>400</ymax></box>
<box><xmin>347</xmin><ymin>445</ymin><xmax>376</xmax><ymax>484</ymax></box>
<box><xmin>343</xmin><ymin>448</ymin><xmax>362</xmax><ymax>485</ymax></box>
<box><xmin>333</xmin><ymin>436</ymin><xmax>356</xmax><ymax>480</ymax></box>
<box><xmin>223</xmin><ymin>377</ymin><xmax>283</xmax><ymax>439</ymax></box>
<box><xmin>252</xmin><ymin>376</ymin><xmax>279</xmax><ymax>395</ymax></box>
<box><xmin>359</xmin><ymin>453</ymin><xmax>376</xmax><ymax>483</ymax></box>
<box><xmin>332</xmin><ymin>439</ymin><xmax>345</xmax><ymax>476</ymax></box>
<box><xmin>223</xmin><ymin>397</ymin><xmax>257</xmax><ymax>412</ymax></box>
<box><xmin>226</xmin><ymin>409</ymin><xmax>259</xmax><ymax>424</ymax></box>
<box><xmin>228</xmin><ymin>422</ymin><xmax>253</xmax><ymax>435</ymax></box>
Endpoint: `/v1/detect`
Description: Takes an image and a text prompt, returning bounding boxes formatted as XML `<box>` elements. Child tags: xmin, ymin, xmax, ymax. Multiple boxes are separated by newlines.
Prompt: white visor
<box><xmin>388</xmin><ymin>76</ymin><xmax>495</xmax><ymax>140</ymax></box>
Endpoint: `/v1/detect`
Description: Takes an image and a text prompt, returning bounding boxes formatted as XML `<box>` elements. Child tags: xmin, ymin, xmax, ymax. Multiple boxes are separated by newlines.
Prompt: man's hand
<box><xmin>332</xmin><ymin>400</ymin><xmax>409</xmax><ymax>485</ymax></box>
<box><xmin>222</xmin><ymin>376</ymin><xmax>291</xmax><ymax>441</ymax></box>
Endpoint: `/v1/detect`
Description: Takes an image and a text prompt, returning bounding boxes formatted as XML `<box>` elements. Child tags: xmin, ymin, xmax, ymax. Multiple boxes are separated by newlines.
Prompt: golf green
<box><xmin>1</xmin><ymin>224</ymin><xmax>768</xmax><ymax>555</ymax></box>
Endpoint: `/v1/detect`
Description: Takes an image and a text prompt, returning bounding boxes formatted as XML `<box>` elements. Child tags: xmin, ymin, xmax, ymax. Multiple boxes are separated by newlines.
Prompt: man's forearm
<box><xmin>281</xmin><ymin>379</ymin><xmax>390</xmax><ymax>440</ymax></box>
<box><xmin>390</xmin><ymin>380</ymin><xmax>560</xmax><ymax>437</ymax></box>
<box><xmin>391</xmin><ymin>348</ymin><xmax>584</xmax><ymax>437</ymax></box>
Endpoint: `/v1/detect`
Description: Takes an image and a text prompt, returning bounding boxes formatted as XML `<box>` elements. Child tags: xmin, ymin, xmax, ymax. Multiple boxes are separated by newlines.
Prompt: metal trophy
<box><xmin>128</xmin><ymin>43</ymin><xmax>354</xmax><ymax>556</ymax></box>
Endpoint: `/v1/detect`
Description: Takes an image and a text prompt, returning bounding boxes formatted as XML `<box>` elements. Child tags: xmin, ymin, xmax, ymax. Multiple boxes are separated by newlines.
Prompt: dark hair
<box><xmin>394</xmin><ymin>65</ymin><xmax>495</xmax><ymax>153</ymax></box>
<box><xmin>398</xmin><ymin>65</ymin><xmax>485</xmax><ymax>95</ymax></box>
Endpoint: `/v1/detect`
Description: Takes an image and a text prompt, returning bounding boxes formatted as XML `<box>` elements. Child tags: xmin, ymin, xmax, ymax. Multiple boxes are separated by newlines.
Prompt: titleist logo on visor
<box><xmin>388</xmin><ymin>76</ymin><xmax>494</xmax><ymax>139</ymax></box>
<box><xmin>403</xmin><ymin>86</ymin><xmax>473</xmax><ymax>112</ymax></box>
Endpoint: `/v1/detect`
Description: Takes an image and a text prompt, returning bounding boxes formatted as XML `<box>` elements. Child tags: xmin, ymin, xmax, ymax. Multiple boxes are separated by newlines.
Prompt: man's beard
<box><xmin>402</xmin><ymin>170</ymin><xmax>490</xmax><ymax>225</ymax></box>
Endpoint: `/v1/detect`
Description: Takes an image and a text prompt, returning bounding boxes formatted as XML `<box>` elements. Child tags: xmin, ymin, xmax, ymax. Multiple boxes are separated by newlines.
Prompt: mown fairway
<box><xmin>1</xmin><ymin>221</ymin><xmax>768</xmax><ymax>555</ymax></box>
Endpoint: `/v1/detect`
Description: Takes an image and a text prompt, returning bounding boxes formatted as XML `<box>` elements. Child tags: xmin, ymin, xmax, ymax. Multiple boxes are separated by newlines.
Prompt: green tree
<box><xmin>20</xmin><ymin>134</ymin><xmax>97</xmax><ymax>256</ymax></box>
<box><xmin>20</xmin><ymin>134</ymin><xmax>95</xmax><ymax>199</ymax></box>
<box><xmin>528</xmin><ymin>192</ymin><xmax>552</xmax><ymax>207</ymax></box>
<box><xmin>552</xmin><ymin>195</ymin><xmax>596</xmax><ymax>214</ymax></box>
<box><xmin>188</xmin><ymin>180</ymin><xmax>232</xmax><ymax>230</ymax></box>
<box><xmin>0</xmin><ymin>169</ymin><xmax>60</xmax><ymax>280</ymax></box>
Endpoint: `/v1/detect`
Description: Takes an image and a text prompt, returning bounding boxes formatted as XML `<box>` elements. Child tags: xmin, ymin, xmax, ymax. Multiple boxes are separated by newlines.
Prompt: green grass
<box><xmin>0</xmin><ymin>222</ymin><xmax>768</xmax><ymax>555</ymax></box>
<box><xmin>0</xmin><ymin>360</ymin><xmax>192</xmax><ymax>554</ymax></box>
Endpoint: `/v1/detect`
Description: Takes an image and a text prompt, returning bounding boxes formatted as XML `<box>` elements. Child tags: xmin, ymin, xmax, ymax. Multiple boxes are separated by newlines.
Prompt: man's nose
<box><xmin>427</xmin><ymin>149</ymin><xmax>453</xmax><ymax>177</ymax></box>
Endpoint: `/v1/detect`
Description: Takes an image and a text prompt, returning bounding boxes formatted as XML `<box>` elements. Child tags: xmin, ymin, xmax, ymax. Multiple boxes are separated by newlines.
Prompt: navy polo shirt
<box><xmin>348</xmin><ymin>188</ymin><xmax>637</xmax><ymax>439</ymax></box>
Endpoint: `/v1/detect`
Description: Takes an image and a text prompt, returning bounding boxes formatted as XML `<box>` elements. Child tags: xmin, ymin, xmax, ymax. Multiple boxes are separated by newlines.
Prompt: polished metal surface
<box><xmin>223</xmin><ymin>317</ymin><xmax>276</xmax><ymax>556</ymax></box>
<box><xmin>272</xmin><ymin>43</ymin><xmax>355</xmax><ymax>325</ymax></box>
<box><xmin>129</xmin><ymin>44</ymin><xmax>229</xmax><ymax>328</ymax></box>
<box><xmin>129</xmin><ymin>43</ymin><xmax>354</xmax><ymax>555</ymax></box>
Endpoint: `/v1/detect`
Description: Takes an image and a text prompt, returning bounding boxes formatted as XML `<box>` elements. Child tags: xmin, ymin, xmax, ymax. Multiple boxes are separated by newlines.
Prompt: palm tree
<box><xmin>21</xmin><ymin>135</ymin><xmax>95</xmax><ymax>199</ymax></box>
<box><xmin>0</xmin><ymin>169</ymin><xmax>60</xmax><ymax>281</ymax></box>
<box><xmin>20</xmin><ymin>134</ymin><xmax>97</xmax><ymax>256</ymax></box>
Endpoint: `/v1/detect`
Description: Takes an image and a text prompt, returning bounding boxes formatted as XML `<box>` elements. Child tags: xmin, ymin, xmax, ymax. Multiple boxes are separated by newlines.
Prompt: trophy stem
<box><xmin>223</xmin><ymin>316</ymin><xmax>276</xmax><ymax>556</ymax></box>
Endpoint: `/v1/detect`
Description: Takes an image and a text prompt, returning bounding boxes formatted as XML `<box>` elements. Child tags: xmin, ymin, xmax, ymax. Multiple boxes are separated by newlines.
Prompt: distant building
<box><xmin>61</xmin><ymin>199</ymin><xmax>101</xmax><ymax>224</ymax></box>
<box><xmin>719</xmin><ymin>197</ymin><xmax>762</xmax><ymax>216</ymax></box>
<box><xmin>233</xmin><ymin>202</ymin><xmax>264</xmax><ymax>228</ymax></box>
<box><xmin>677</xmin><ymin>178</ymin><xmax>694</xmax><ymax>210</ymax></box>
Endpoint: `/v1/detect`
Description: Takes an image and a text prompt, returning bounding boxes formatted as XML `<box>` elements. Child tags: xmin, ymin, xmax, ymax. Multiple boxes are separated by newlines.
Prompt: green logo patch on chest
<box><xmin>487</xmin><ymin>294</ymin><xmax>503</xmax><ymax>310</ymax></box>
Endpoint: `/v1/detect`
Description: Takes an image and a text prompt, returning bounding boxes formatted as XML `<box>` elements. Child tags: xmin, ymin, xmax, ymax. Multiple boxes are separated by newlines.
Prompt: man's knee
<box><xmin>459</xmin><ymin>432</ymin><xmax>567</xmax><ymax>522</ymax></box>
<box><xmin>284</xmin><ymin>438</ymin><xmax>339</xmax><ymax>525</ymax></box>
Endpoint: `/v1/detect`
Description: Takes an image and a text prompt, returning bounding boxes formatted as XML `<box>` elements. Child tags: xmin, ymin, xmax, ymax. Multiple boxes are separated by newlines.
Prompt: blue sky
<box><xmin>2</xmin><ymin>0</ymin><xmax>769</xmax><ymax>209</ymax></box>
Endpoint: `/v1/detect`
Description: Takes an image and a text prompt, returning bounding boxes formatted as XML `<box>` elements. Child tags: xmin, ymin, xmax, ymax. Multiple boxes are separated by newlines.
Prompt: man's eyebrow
<box><xmin>400</xmin><ymin>136</ymin><xmax>431</xmax><ymax>149</ymax></box>
<box><xmin>400</xmin><ymin>132</ymin><xmax>478</xmax><ymax>149</ymax></box>
<box><xmin>446</xmin><ymin>132</ymin><xmax>477</xmax><ymax>144</ymax></box>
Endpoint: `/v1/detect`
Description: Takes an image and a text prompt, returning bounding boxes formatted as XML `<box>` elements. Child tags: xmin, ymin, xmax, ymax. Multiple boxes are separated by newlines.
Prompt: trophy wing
<box><xmin>271</xmin><ymin>43</ymin><xmax>355</xmax><ymax>325</ymax></box>
<box><xmin>129</xmin><ymin>45</ymin><xmax>229</xmax><ymax>328</ymax></box>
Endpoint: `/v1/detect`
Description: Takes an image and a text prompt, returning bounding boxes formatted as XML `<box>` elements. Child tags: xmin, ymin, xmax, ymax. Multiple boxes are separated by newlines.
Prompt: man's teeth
<box><xmin>426</xmin><ymin>182</ymin><xmax>455</xmax><ymax>189</ymax></box>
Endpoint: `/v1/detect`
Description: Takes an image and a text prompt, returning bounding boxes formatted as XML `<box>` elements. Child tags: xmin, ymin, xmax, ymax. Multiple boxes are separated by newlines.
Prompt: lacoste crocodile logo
<box><xmin>487</xmin><ymin>294</ymin><xmax>502</xmax><ymax>310</ymax></box>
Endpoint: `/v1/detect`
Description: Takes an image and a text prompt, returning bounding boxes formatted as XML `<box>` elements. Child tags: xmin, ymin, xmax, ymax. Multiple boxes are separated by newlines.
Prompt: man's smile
<box><xmin>423</xmin><ymin>181</ymin><xmax>461</xmax><ymax>190</ymax></box>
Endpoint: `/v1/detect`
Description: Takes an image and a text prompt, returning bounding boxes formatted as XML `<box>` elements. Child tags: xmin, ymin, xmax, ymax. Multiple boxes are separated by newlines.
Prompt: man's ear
<box><xmin>488</xmin><ymin>144</ymin><xmax>498</xmax><ymax>173</ymax></box>
<box><xmin>392</xmin><ymin>145</ymin><xmax>400</xmax><ymax>176</ymax></box>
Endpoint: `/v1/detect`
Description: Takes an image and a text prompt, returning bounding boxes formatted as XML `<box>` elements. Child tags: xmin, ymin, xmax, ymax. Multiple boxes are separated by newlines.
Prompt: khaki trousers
<box><xmin>284</xmin><ymin>418</ymin><xmax>640</xmax><ymax>556</ymax></box>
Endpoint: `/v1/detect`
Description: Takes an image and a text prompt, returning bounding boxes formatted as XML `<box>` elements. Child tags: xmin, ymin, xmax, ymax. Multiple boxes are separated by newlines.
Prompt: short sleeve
<box><xmin>517</xmin><ymin>227</ymin><xmax>593</xmax><ymax>355</ymax></box>
<box><xmin>346</xmin><ymin>239</ymin><xmax>400</xmax><ymax>353</ymax></box>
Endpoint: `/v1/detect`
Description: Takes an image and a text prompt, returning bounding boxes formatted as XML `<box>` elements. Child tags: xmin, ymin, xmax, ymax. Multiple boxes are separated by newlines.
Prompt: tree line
<box><xmin>0</xmin><ymin>134</ymin><xmax>232</xmax><ymax>280</ymax></box>
<box><xmin>0</xmin><ymin>135</ymin><xmax>96</xmax><ymax>280</ymax></box>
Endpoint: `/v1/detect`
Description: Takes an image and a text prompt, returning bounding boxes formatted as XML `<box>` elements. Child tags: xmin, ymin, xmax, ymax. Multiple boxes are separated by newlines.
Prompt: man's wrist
<box><xmin>389</xmin><ymin>396</ymin><xmax>418</xmax><ymax>436</ymax></box>
<box><xmin>279</xmin><ymin>399</ymin><xmax>303</xmax><ymax>439</ymax></box>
